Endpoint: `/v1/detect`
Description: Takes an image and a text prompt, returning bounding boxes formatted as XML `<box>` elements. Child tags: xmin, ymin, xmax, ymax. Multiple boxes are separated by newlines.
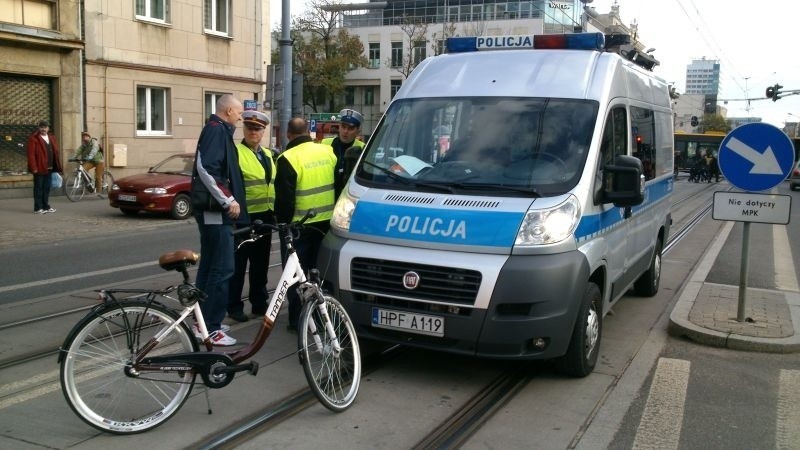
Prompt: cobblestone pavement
<box><xmin>0</xmin><ymin>194</ymin><xmax>191</xmax><ymax>249</ymax></box>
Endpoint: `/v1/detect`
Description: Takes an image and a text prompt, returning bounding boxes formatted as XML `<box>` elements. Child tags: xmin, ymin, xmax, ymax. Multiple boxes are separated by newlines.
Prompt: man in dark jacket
<box><xmin>26</xmin><ymin>120</ymin><xmax>62</xmax><ymax>214</ymax></box>
<box><xmin>190</xmin><ymin>94</ymin><xmax>248</xmax><ymax>346</ymax></box>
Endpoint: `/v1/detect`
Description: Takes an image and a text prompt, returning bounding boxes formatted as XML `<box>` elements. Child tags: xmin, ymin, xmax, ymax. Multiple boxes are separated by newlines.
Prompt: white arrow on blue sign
<box><xmin>718</xmin><ymin>123</ymin><xmax>796</xmax><ymax>192</ymax></box>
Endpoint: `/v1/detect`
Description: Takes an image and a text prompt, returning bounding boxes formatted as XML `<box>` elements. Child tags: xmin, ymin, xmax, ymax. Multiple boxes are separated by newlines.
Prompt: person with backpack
<box><xmin>73</xmin><ymin>131</ymin><xmax>105</xmax><ymax>194</ymax></box>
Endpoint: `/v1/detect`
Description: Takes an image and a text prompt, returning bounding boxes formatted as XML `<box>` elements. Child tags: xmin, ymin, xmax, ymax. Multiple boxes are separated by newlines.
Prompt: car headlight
<box><xmin>111</xmin><ymin>184</ymin><xmax>119</xmax><ymax>190</ymax></box>
<box><xmin>143</xmin><ymin>187</ymin><xmax>168</xmax><ymax>194</ymax></box>
<box><xmin>515</xmin><ymin>195</ymin><xmax>581</xmax><ymax>246</ymax></box>
<box><xmin>331</xmin><ymin>191</ymin><xmax>357</xmax><ymax>232</ymax></box>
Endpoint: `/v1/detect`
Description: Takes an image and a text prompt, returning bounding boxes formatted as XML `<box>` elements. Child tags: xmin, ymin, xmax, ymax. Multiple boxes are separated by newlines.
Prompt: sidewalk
<box><xmin>0</xmin><ymin>194</ymin><xmax>190</xmax><ymax>250</ymax></box>
<box><xmin>669</xmin><ymin>219</ymin><xmax>800</xmax><ymax>353</ymax></box>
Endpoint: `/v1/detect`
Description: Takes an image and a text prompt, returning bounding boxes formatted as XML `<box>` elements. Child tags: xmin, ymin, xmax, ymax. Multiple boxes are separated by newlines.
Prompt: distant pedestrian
<box><xmin>26</xmin><ymin>120</ymin><xmax>62</xmax><ymax>214</ymax></box>
<box><xmin>228</xmin><ymin>110</ymin><xmax>277</xmax><ymax>322</ymax></box>
<box><xmin>707</xmin><ymin>153</ymin><xmax>720</xmax><ymax>182</ymax></box>
<box><xmin>73</xmin><ymin>131</ymin><xmax>105</xmax><ymax>195</ymax></box>
<box><xmin>190</xmin><ymin>94</ymin><xmax>248</xmax><ymax>346</ymax></box>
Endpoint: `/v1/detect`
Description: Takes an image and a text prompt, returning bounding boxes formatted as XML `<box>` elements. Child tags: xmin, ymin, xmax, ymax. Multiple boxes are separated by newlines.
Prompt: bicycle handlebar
<box><xmin>232</xmin><ymin>209</ymin><xmax>317</xmax><ymax>238</ymax></box>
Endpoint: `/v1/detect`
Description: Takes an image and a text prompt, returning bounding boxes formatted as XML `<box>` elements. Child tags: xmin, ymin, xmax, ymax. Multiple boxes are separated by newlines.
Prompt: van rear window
<box><xmin>358</xmin><ymin>97</ymin><xmax>598</xmax><ymax>196</ymax></box>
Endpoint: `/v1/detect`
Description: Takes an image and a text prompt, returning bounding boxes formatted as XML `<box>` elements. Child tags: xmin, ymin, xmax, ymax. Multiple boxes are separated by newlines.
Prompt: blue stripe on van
<box><xmin>575</xmin><ymin>176</ymin><xmax>673</xmax><ymax>242</ymax></box>
<box><xmin>349</xmin><ymin>202</ymin><xmax>524</xmax><ymax>247</ymax></box>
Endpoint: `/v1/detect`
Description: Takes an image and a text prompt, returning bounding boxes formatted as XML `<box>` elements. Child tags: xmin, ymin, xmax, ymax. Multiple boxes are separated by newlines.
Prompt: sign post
<box><xmin>714</xmin><ymin>123</ymin><xmax>795</xmax><ymax>321</ymax></box>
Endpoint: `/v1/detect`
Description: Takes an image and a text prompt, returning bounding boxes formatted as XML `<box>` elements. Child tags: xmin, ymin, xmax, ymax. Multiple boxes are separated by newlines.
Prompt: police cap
<box><xmin>242</xmin><ymin>110</ymin><xmax>270</xmax><ymax>129</ymax></box>
<box><xmin>339</xmin><ymin>109</ymin><xmax>363</xmax><ymax>127</ymax></box>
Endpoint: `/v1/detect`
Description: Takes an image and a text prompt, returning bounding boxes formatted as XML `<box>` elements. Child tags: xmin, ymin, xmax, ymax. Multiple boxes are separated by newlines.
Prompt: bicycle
<box><xmin>63</xmin><ymin>157</ymin><xmax>114</xmax><ymax>201</ymax></box>
<box><xmin>58</xmin><ymin>211</ymin><xmax>362</xmax><ymax>434</ymax></box>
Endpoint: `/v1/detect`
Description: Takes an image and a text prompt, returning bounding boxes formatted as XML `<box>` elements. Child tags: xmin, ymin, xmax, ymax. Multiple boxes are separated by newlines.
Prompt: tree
<box><xmin>700</xmin><ymin>113</ymin><xmax>731</xmax><ymax>134</ymax></box>
<box><xmin>389</xmin><ymin>15</ymin><xmax>428</xmax><ymax>79</ymax></box>
<box><xmin>274</xmin><ymin>0</ymin><xmax>367</xmax><ymax>113</ymax></box>
<box><xmin>430</xmin><ymin>21</ymin><xmax>456</xmax><ymax>56</ymax></box>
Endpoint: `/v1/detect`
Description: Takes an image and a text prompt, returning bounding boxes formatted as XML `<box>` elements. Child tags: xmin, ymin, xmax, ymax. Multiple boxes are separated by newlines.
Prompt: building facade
<box><xmin>684</xmin><ymin>57</ymin><xmax>720</xmax><ymax>95</ymax></box>
<box><xmin>332</xmin><ymin>0</ymin><xmax>615</xmax><ymax>135</ymax></box>
<box><xmin>0</xmin><ymin>0</ymin><xmax>272</xmax><ymax>198</ymax></box>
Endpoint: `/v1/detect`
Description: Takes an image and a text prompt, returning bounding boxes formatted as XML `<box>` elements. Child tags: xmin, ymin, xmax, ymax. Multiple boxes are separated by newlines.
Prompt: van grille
<box><xmin>351</xmin><ymin>258</ymin><xmax>481</xmax><ymax>305</ymax></box>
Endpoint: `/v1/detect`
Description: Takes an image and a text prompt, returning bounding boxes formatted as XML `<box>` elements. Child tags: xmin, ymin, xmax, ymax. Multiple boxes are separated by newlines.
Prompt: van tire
<box><xmin>634</xmin><ymin>238</ymin><xmax>662</xmax><ymax>297</ymax></box>
<box><xmin>556</xmin><ymin>282</ymin><xmax>601</xmax><ymax>377</ymax></box>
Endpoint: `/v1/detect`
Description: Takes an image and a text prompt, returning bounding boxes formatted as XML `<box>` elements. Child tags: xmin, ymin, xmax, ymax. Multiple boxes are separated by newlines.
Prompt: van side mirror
<box><xmin>602</xmin><ymin>155</ymin><xmax>644</xmax><ymax>207</ymax></box>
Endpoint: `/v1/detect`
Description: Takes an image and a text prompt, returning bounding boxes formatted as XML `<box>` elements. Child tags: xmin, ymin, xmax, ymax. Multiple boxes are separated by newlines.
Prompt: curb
<box><xmin>668</xmin><ymin>220</ymin><xmax>800</xmax><ymax>353</ymax></box>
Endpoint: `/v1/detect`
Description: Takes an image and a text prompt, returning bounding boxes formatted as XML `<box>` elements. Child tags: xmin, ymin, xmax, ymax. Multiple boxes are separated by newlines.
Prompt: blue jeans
<box><xmin>195</xmin><ymin>214</ymin><xmax>234</xmax><ymax>332</ymax></box>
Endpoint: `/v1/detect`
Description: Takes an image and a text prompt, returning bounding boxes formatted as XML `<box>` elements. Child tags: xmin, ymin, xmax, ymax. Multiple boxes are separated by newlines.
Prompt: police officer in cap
<box><xmin>321</xmin><ymin>108</ymin><xmax>365</xmax><ymax>198</ymax></box>
<box><xmin>228</xmin><ymin>110</ymin><xmax>277</xmax><ymax>322</ymax></box>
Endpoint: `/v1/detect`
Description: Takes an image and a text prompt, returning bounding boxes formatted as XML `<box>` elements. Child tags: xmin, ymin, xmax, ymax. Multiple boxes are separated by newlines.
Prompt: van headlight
<box><xmin>331</xmin><ymin>191</ymin><xmax>357</xmax><ymax>232</ymax></box>
<box><xmin>515</xmin><ymin>195</ymin><xmax>580</xmax><ymax>245</ymax></box>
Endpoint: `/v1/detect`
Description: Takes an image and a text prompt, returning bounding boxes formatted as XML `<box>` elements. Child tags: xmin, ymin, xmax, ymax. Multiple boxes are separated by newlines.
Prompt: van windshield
<box><xmin>356</xmin><ymin>97</ymin><xmax>598</xmax><ymax>196</ymax></box>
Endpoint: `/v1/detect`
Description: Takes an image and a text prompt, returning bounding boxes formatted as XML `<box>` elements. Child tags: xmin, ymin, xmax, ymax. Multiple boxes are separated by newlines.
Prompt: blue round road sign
<box><xmin>718</xmin><ymin>123</ymin><xmax>796</xmax><ymax>192</ymax></box>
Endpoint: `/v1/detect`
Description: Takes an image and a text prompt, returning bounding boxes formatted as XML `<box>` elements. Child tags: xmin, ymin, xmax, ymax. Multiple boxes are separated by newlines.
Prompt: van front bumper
<box><xmin>318</xmin><ymin>233</ymin><xmax>591</xmax><ymax>360</ymax></box>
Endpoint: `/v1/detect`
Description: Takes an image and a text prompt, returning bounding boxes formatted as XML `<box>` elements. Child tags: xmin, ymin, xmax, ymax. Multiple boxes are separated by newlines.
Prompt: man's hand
<box><xmin>227</xmin><ymin>200</ymin><xmax>241</xmax><ymax>219</ymax></box>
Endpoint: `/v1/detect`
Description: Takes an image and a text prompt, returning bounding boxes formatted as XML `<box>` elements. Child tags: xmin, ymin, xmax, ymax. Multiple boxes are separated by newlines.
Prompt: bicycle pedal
<box><xmin>248</xmin><ymin>361</ymin><xmax>259</xmax><ymax>376</ymax></box>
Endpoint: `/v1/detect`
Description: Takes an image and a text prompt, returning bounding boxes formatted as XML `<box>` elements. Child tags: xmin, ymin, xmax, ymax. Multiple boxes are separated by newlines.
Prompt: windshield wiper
<box><xmin>449</xmin><ymin>182</ymin><xmax>542</xmax><ymax>197</ymax></box>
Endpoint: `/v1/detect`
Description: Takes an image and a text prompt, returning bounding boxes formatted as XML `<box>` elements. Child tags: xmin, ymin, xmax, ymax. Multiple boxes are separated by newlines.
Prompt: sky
<box><xmin>270</xmin><ymin>0</ymin><xmax>800</xmax><ymax>128</ymax></box>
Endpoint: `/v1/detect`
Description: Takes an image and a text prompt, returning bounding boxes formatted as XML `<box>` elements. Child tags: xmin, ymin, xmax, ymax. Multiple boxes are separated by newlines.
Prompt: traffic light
<box><xmin>690</xmin><ymin>116</ymin><xmax>699</xmax><ymax>127</ymax></box>
<box><xmin>766</xmin><ymin>83</ymin><xmax>783</xmax><ymax>102</ymax></box>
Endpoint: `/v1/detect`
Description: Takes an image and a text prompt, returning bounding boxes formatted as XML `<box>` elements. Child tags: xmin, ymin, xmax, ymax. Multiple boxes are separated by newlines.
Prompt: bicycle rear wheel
<box><xmin>99</xmin><ymin>171</ymin><xmax>114</xmax><ymax>195</ymax></box>
<box><xmin>63</xmin><ymin>171</ymin><xmax>86</xmax><ymax>202</ymax></box>
<box><xmin>298</xmin><ymin>295</ymin><xmax>361</xmax><ymax>412</ymax></box>
<box><xmin>59</xmin><ymin>301</ymin><xmax>197</xmax><ymax>434</ymax></box>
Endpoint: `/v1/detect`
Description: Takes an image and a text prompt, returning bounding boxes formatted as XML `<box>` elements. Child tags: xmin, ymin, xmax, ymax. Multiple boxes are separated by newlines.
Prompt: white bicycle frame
<box><xmin>147</xmin><ymin>244</ymin><xmax>341</xmax><ymax>357</ymax></box>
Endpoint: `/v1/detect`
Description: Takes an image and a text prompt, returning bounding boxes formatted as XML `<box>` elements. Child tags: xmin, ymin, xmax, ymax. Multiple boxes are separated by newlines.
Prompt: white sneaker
<box><xmin>45</xmin><ymin>207</ymin><xmax>56</xmax><ymax>213</ymax></box>
<box><xmin>192</xmin><ymin>323</ymin><xmax>230</xmax><ymax>339</ymax></box>
<box><xmin>209</xmin><ymin>330</ymin><xmax>237</xmax><ymax>346</ymax></box>
<box><xmin>34</xmin><ymin>209</ymin><xmax>45</xmax><ymax>214</ymax></box>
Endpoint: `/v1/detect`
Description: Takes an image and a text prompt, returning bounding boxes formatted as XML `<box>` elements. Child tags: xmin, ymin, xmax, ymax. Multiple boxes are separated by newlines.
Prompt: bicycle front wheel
<box><xmin>59</xmin><ymin>301</ymin><xmax>197</xmax><ymax>434</ymax></box>
<box><xmin>298</xmin><ymin>295</ymin><xmax>361</xmax><ymax>412</ymax></box>
<box><xmin>63</xmin><ymin>172</ymin><xmax>86</xmax><ymax>202</ymax></box>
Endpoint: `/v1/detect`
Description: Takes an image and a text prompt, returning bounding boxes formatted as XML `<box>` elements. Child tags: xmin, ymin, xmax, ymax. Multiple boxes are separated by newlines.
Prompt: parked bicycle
<box><xmin>63</xmin><ymin>157</ymin><xmax>114</xmax><ymax>201</ymax></box>
<box><xmin>58</xmin><ymin>211</ymin><xmax>361</xmax><ymax>434</ymax></box>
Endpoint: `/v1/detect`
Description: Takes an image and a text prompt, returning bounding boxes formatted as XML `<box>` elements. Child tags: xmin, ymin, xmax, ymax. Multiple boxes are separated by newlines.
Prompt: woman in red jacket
<box><xmin>26</xmin><ymin>120</ymin><xmax>62</xmax><ymax>214</ymax></box>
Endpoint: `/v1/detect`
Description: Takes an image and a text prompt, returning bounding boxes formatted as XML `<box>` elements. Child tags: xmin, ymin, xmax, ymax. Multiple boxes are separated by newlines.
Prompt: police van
<box><xmin>318</xmin><ymin>32</ymin><xmax>673</xmax><ymax>377</ymax></box>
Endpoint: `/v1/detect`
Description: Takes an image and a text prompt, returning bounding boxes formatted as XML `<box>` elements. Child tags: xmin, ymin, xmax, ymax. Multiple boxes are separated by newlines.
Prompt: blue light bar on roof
<box><xmin>446</xmin><ymin>32</ymin><xmax>604</xmax><ymax>53</ymax></box>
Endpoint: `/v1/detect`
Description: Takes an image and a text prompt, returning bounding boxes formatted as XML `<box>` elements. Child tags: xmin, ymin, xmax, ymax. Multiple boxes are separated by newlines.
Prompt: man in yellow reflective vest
<box><xmin>228</xmin><ymin>110</ymin><xmax>278</xmax><ymax>322</ymax></box>
<box><xmin>321</xmin><ymin>108</ymin><xmax>365</xmax><ymax>198</ymax></box>
<box><xmin>275</xmin><ymin>117</ymin><xmax>336</xmax><ymax>331</ymax></box>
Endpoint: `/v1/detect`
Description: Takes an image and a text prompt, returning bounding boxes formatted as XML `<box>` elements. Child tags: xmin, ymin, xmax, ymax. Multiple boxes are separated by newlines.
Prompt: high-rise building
<box><xmin>684</xmin><ymin>58</ymin><xmax>720</xmax><ymax>95</ymax></box>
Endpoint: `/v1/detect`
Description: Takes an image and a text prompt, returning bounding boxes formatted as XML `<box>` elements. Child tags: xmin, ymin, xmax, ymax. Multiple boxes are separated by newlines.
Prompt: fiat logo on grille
<box><xmin>403</xmin><ymin>271</ymin><xmax>420</xmax><ymax>290</ymax></box>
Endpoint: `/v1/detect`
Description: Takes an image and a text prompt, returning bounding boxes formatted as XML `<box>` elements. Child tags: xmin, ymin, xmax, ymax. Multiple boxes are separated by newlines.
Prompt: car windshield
<box><xmin>150</xmin><ymin>155</ymin><xmax>194</xmax><ymax>175</ymax></box>
<box><xmin>356</xmin><ymin>97</ymin><xmax>598</xmax><ymax>196</ymax></box>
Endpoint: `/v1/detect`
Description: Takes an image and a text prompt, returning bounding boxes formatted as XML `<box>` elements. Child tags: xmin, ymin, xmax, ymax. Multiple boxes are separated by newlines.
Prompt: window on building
<box><xmin>204</xmin><ymin>92</ymin><xmax>230</xmax><ymax>123</ymax></box>
<box><xmin>345</xmin><ymin>87</ymin><xmax>355</xmax><ymax>105</ymax></box>
<box><xmin>390</xmin><ymin>80</ymin><xmax>402</xmax><ymax>99</ymax></box>
<box><xmin>0</xmin><ymin>0</ymin><xmax>56</xmax><ymax>29</ymax></box>
<box><xmin>364</xmin><ymin>87</ymin><xmax>375</xmax><ymax>106</ymax></box>
<box><xmin>204</xmin><ymin>0</ymin><xmax>231</xmax><ymax>36</ymax></box>
<box><xmin>369</xmin><ymin>43</ymin><xmax>380</xmax><ymax>69</ymax></box>
<box><xmin>391</xmin><ymin>41</ymin><xmax>403</xmax><ymax>68</ymax></box>
<box><xmin>137</xmin><ymin>86</ymin><xmax>169</xmax><ymax>135</ymax></box>
<box><xmin>413</xmin><ymin>40</ymin><xmax>427</xmax><ymax>65</ymax></box>
<box><xmin>135</xmin><ymin>0</ymin><xmax>169</xmax><ymax>23</ymax></box>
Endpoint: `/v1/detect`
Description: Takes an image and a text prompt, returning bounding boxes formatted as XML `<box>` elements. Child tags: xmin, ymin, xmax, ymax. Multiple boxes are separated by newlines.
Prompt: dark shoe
<box><xmin>286</xmin><ymin>324</ymin><xmax>298</xmax><ymax>333</ymax></box>
<box><xmin>251</xmin><ymin>307</ymin><xmax>266</xmax><ymax>317</ymax></box>
<box><xmin>228</xmin><ymin>311</ymin><xmax>249</xmax><ymax>323</ymax></box>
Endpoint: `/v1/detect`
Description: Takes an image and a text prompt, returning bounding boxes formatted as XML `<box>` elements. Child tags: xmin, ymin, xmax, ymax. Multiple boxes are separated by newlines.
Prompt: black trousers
<box><xmin>228</xmin><ymin>212</ymin><xmax>274</xmax><ymax>315</ymax></box>
<box><xmin>33</xmin><ymin>172</ymin><xmax>52</xmax><ymax>211</ymax></box>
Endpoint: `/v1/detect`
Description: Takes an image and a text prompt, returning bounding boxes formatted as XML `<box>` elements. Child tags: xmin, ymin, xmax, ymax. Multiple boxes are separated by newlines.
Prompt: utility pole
<box><xmin>744</xmin><ymin>76</ymin><xmax>751</xmax><ymax>114</ymax></box>
<box><xmin>279</xmin><ymin>0</ymin><xmax>293</xmax><ymax>150</ymax></box>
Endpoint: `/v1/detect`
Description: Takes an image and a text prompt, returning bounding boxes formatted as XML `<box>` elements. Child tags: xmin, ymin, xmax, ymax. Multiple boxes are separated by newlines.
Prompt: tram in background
<box><xmin>674</xmin><ymin>132</ymin><xmax>800</xmax><ymax>177</ymax></box>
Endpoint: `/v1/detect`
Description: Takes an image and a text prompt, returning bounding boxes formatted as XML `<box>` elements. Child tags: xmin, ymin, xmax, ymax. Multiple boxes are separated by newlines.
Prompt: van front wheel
<box><xmin>634</xmin><ymin>238</ymin><xmax>662</xmax><ymax>297</ymax></box>
<box><xmin>556</xmin><ymin>282</ymin><xmax>601</xmax><ymax>378</ymax></box>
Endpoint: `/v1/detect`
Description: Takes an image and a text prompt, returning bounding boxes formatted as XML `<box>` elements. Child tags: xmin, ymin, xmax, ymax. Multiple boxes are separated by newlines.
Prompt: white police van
<box><xmin>319</xmin><ymin>32</ymin><xmax>673</xmax><ymax>377</ymax></box>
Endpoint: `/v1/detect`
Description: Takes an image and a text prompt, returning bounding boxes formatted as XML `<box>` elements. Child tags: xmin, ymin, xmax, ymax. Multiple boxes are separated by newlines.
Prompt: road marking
<box><xmin>773</xmin><ymin>224</ymin><xmax>799</xmax><ymax>292</ymax></box>
<box><xmin>0</xmin><ymin>261</ymin><xmax>155</xmax><ymax>294</ymax></box>
<box><xmin>631</xmin><ymin>357</ymin><xmax>691</xmax><ymax>450</ymax></box>
<box><xmin>776</xmin><ymin>369</ymin><xmax>800</xmax><ymax>449</ymax></box>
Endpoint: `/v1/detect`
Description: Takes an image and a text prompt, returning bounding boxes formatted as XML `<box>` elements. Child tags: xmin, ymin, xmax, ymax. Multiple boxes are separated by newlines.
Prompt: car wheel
<box><xmin>120</xmin><ymin>208</ymin><xmax>138</xmax><ymax>217</ymax></box>
<box><xmin>171</xmin><ymin>193</ymin><xmax>191</xmax><ymax>220</ymax></box>
<box><xmin>555</xmin><ymin>282</ymin><xmax>601</xmax><ymax>378</ymax></box>
<box><xmin>634</xmin><ymin>238</ymin><xmax>662</xmax><ymax>297</ymax></box>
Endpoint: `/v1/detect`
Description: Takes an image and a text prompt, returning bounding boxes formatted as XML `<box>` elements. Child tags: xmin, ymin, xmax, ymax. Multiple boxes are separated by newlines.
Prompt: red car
<box><xmin>109</xmin><ymin>154</ymin><xmax>194</xmax><ymax>220</ymax></box>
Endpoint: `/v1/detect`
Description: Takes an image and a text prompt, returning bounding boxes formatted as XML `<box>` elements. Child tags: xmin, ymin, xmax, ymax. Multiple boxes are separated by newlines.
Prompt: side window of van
<box><xmin>596</xmin><ymin>107</ymin><xmax>627</xmax><ymax>201</ymax></box>
<box><xmin>631</xmin><ymin>106</ymin><xmax>656</xmax><ymax>180</ymax></box>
